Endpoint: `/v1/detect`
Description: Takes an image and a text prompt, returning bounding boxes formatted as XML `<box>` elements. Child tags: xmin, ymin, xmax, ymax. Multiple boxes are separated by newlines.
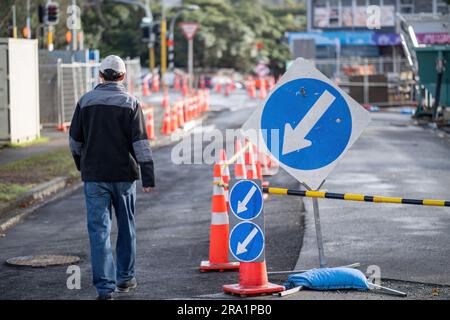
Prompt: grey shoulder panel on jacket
<box><xmin>79</xmin><ymin>89</ymin><xmax>138</xmax><ymax>111</ymax></box>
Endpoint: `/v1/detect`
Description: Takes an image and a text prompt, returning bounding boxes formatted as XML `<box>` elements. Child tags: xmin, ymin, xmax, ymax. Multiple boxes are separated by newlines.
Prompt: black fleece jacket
<box><xmin>69</xmin><ymin>82</ymin><xmax>155</xmax><ymax>187</ymax></box>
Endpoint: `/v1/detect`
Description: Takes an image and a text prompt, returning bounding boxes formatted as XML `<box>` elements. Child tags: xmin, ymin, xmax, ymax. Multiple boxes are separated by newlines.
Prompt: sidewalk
<box><xmin>0</xmin><ymin>129</ymin><xmax>68</xmax><ymax>166</ymax></box>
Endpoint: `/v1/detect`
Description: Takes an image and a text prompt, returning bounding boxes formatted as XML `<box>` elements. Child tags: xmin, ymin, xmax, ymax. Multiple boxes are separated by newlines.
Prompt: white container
<box><xmin>0</xmin><ymin>38</ymin><xmax>40</xmax><ymax>144</ymax></box>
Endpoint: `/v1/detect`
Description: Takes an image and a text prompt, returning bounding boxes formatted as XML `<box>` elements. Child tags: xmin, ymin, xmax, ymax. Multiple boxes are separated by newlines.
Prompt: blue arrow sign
<box><xmin>229</xmin><ymin>221</ymin><xmax>264</xmax><ymax>262</ymax></box>
<box><xmin>229</xmin><ymin>180</ymin><xmax>263</xmax><ymax>220</ymax></box>
<box><xmin>261</xmin><ymin>78</ymin><xmax>352</xmax><ymax>171</ymax></box>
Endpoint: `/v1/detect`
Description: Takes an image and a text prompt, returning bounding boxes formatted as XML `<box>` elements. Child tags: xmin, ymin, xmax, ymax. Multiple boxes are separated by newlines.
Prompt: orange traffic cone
<box><xmin>268</xmin><ymin>76</ymin><xmax>275</xmax><ymax>92</ymax></box>
<box><xmin>161</xmin><ymin>105</ymin><xmax>172</xmax><ymax>135</ymax></box>
<box><xmin>252</xmin><ymin>145</ymin><xmax>269</xmax><ymax>188</ymax></box>
<box><xmin>195</xmin><ymin>93</ymin><xmax>201</xmax><ymax>118</ymax></box>
<box><xmin>174</xmin><ymin>74</ymin><xmax>181</xmax><ymax>91</ymax></box>
<box><xmin>249</xmin><ymin>78</ymin><xmax>256</xmax><ymax>98</ymax></box>
<box><xmin>152</xmin><ymin>73</ymin><xmax>160</xmax><ymax>92</ymax></box>
<box><xmin>223</xmin><ymin>261</ymin><xmax>284</xmax><ymax>296</ymax></box>
<box><xmin>177</xmin><ymin>99</ymin><xmax>185</xmax><ymax>128</ymax></box>
<box><xmin>244</xmin><ymin>140</ymin><xmax>258</xmax><ymax>179</ymax></box>
<box><xmin>258</xmin><ymin>77</ymin><xmax>267</xmax><ymax>100</ymax></box>
<box><xmin>170</xmin><ymin>102</ymin><xmax>178</xmax><ymax>132</ymax></box>
<box><xmin>162</xmin><ymin>88</ymin><xmax>169</xmax><ymax>109</ymax></box>
<box><xmin>200</xmin><ymin>160</ymin><xmax>239</xmax><ymax>272</ymax></box>
<box><xmin>145</xmin><ymin>107</ymin><xmax>155</xmax><ymax>140</ymax></box>
<box><xmin>182</xmin><ymin>77</ymin><xmax>189</xmax><ymax>96</ymax></box>
<box><xmin>234</xmin><ymin>139</ymin><xmax>247</xmax><ymax>180</ymax></box>
<box><xmin>224</xmin><ymin>84</ymin><xmax>231</xmax><ymax>97</ymax></box>
<box><xmin>215</xmin><ymin>83</ymin><xmax>222</xmax><ymax>94</ymax></box>
<box><xmin>203</xmin><ymin>90</ymin><xmax>210</xmax><ymax>111</ymax></box>
<box><xmin>142</xmin><ymin>75</ymin><xmax>151</xmax><ymax>96</ymax></box>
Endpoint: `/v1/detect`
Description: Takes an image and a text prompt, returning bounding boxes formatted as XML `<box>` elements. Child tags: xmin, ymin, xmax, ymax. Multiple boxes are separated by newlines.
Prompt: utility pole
<box><xmin>12</xmin><ymin>5</ymin><xmax>17</xmax><ymax>38</ymax></box>
<box><xmin>26</xmin><ymin>0</ymin><xmax>31</xmax><ymax>39</ymax></box>
<box><xmin>161</xmin><ymin>4</ymin><xmax>167</xmax><ymax>81</ymax></box>
<box><xmin>168</xmin><ymin>5</ymin><xmax>199</xmax><ymax>72</ymax></box>
<box><xmin>146</xmin><ymin>0</ymin><xmax>154</xmax><ymax>71</ymax></box>
<box><xmin>71</xmin><ymin>0</ymin><xmax>78</xmax><ymax>51</ymax></box>
<box><xmin>108</xmin><ymin>0</ymin><xmax>154</xmax><ymax>70</ymax></box>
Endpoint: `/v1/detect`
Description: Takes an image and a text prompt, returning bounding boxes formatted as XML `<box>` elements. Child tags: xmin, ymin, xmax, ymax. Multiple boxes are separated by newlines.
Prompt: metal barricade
<box><xmin>312</xmin><ymin>57</ymin><xmax>416</xmax><ymax>107</ymax></box>
<box><xmin>40</xmin><ymin>57</ymin><xmax>142</xmax><ymax>128</ymax></box>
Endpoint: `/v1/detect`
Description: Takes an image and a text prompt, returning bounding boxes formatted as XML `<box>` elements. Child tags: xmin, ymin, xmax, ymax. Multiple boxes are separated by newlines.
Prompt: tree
<box><xmin>0</xmin><ymin>0</ymin><xmax>300</xmax><ymax>74</ymax></box>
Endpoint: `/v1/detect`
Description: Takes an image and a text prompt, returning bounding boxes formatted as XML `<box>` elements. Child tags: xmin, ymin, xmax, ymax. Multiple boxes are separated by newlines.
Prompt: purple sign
<box><xmin>416</xmin><ymin>32</ymin><xmax>450</xmax><ymax>45</ymax></box>
<box><xmin>372</xmin><ymin>33</ymin><xmax>401</xmax><ymax>46</ymax></box>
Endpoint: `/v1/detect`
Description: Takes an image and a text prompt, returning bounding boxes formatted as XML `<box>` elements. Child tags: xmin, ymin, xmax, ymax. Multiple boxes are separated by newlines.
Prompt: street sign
<box><xmin>228</xmin><ymin>180</ymin><xmax>265</xmax><ymax>263</ymax></box>
<box><xmin>229</xmin><ymin>221</ymin><xmax>264</xmax><ymax>262</ymax></box>
<box><xmin>229</xmin><ymin>180</ymin><xmax>263</xmax><ymax>220</ymax></box>
<box><xmin>179</xmin><ymin>22</ymin><xmax>199</xmax><ymax>40</ymax></box>
<box><xmin>242</xmin><ymin>58</ymin><xmax>371</xmax><ymax>190</ymax></box>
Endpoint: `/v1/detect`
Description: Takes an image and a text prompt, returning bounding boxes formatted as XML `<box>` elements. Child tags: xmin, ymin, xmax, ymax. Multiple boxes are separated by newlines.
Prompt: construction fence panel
<box><xmin>312</xmin><ymin>57</ymin><xmax>416</xmax><ymax>107</ymax></box>
<box><xmin>39</xmin><ymin>57</ymin><xmax>142</xmax><ymax>128</ymax></box>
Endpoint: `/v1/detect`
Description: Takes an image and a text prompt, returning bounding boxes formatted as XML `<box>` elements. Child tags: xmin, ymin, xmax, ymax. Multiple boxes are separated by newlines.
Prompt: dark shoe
<box><xmin>116</xmin><ymin>277</ymin><xmax>137</xmax><ymax>293</ymax></box>
<box><xmin>96</xmin><ymin>292</ymin><xmax>114</xmax><ymax>300</ymax></box>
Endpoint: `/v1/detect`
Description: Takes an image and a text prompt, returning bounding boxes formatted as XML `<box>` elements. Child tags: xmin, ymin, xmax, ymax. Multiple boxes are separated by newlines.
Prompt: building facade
<box><xmin>287</xmin><ymin>0</ymin><xmax>449</xmax><ymax>60</ymax></box>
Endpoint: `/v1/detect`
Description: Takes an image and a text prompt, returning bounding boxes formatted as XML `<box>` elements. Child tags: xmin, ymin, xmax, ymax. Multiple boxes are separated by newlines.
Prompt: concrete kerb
<box><xmin>0</xmin><ymin>177</ymin><xmax>81</xmax><ymax>233</ymax></box>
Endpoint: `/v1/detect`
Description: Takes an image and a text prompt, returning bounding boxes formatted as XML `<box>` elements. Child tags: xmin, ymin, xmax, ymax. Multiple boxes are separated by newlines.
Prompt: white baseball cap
<box><xmin>99</xmin><ymin>55</ymin><xmax>126</xmax><ymax>75</ymax></box>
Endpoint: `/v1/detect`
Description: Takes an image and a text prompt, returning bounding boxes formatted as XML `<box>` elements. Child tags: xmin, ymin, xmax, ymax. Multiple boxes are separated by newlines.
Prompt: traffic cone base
<box><xmin>199</xmin><ymin>260</ymin><xmax>240</xmax><ymax>272</ymax></box>
<box><xmin>223</xmin><ymin>262</ymin><xmax>284</xmax><ymax>296</ymax></box>
<box><xmin>223</xmin><ymin>282</ymin><xmax>284</xmax><ymax>296</ymax></box>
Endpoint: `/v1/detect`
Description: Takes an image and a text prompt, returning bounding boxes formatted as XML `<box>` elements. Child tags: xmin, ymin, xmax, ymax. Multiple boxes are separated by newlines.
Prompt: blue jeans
<box><xmin>84</xmin><ymin>181</ymin><xmax>136</xmax><ymax>295</ymax></box>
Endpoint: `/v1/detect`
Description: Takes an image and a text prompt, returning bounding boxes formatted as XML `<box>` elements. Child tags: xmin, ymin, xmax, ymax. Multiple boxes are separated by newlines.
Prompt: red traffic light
<box><xmin>46</xmin><ymin>3</ymin><xmax>59</xmax><ymax>24</ymax></box>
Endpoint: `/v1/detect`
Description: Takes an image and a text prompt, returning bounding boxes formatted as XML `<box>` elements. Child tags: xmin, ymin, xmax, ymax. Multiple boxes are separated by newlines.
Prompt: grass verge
<box><xmin>9</xmin><ymin>136</ymin><xmax>50</xmax><ymax>148</ymax></box>
<box><xmin>0</xmin><ymin>148</ymin><xmax>79</xmax><ymax>203</ymax></box>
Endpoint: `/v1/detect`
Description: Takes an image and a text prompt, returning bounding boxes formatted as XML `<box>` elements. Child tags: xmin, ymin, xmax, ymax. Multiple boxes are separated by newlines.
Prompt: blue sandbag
<box><xmin>285</xmin><ymin>267</ymin><xmax>370</xmax><ymax>291</ymax></box>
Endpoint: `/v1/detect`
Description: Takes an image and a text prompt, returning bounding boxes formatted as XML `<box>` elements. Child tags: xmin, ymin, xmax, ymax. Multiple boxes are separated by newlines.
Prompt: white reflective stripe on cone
<box><xmin>211</xmin><ymin>212</ymin><xmax>229</xmax><ymax>225</ymax></box>
<box><xmin>213</xmin><ymin>177</ymin><xmax>226</xmax><ymax>195</ymax></box>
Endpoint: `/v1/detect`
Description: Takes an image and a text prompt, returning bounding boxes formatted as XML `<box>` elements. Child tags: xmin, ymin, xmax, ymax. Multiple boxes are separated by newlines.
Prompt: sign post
<box><xmin>224</xmin><ymin>179</ymin><xmax>284</xmax><ymax>296</ymax></box>
<box><xmin>242</xmin><ymin>58</ymin><xmax>371</xmax><ymax>268</ymax></box>
<box><xmin>179</xmin><ymin>22</ymin><xmax>199</xmax><ymax>90</ymax></box>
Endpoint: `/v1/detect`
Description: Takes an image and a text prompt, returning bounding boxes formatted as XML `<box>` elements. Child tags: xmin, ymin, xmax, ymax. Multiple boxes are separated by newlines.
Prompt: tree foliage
<box><xmin>0</xmin><ymin>0</ymin><xmax>304</xmax><ymax>73</ymax></box>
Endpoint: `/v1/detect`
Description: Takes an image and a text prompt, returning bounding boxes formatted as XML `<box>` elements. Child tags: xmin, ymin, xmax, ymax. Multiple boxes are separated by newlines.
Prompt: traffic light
<box><xmin>141</xmin><ymin>23</ymin><xmax>151</xmax><ymax>43</ymax></box>
<box><xmin>38</xmin><ymin>5</ymin><xmax>45</xmax><ymax>24</ymax></box>
<box><xmin>152</xmin><ymin>23</ymin><xmax>161</xmax><ymax>38</ymax></box>
<box><xmin>46</xmin><ymin>2</ymin><xmax>59</xmax><ymax>25</ymax></box>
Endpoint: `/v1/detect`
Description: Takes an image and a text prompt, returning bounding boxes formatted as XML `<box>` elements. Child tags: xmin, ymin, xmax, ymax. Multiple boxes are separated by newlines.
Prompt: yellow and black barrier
<box><xmin>263</xmin><ymin>187</ymin><xmax>450</xmax><ymax>207</ymax></box>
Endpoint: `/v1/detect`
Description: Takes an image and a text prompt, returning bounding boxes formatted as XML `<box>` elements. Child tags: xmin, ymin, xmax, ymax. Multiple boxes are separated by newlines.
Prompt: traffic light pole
<box><xmin>161</xmin><ymin>9</ymin><xmax>167</xmax><ymax>82</ymax></box>
<box><xmin>26</xmin><ymin>0</ymin><xmax>31</xmax><ymax>39</ymax></box>
<box><xmin>48</xmin><ymin>25</ymin><xmax>54</xmax><ymax>51</ymax></box>
<box><xmin>71</xmin><ymin>0</ymin><xmax>78</xmax><ymax>51</ymax></box>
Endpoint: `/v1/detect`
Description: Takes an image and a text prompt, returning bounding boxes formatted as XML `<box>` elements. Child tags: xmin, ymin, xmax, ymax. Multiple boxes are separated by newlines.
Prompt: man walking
<box><xmin>69</xmin><ymin>55</ymin><xmax>155</xmax><ymax>300</ymax></box>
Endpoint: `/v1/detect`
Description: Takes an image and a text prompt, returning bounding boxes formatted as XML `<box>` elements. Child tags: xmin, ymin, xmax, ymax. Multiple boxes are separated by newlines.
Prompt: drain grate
<box><xmin>6</xmin><ymin>255</ymin><xmax>80</xmax><ymax>267</ymax></box>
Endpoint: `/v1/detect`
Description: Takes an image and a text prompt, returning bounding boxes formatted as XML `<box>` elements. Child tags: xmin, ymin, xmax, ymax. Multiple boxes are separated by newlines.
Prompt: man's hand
<box><xmin>143</xmin><ymin>187</ymin><xmax>154</xmax><ymax>193</ymax></box>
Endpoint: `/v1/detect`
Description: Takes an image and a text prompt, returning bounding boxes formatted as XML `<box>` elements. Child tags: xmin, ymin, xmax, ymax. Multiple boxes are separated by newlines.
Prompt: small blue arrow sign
<box><xmin>229</xmin><ymin>180</ymin><xmax>263</xmax><ymax>220</ymax></box>
<box><xmin>229</xmin><ymin>221</ymin><xmax>264</xmax><ymax>262</ymax></box>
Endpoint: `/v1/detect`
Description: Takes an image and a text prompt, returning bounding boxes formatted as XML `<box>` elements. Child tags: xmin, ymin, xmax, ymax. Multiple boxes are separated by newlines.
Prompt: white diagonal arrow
<box><xmin>282</xmin><ymin>90</ymin><xmax>336</xmax><ymax>155</ymax></box>
<box><xmin>237</xmin><ymin>186</ymin><xmax>257</xmax><ymax>214</ymax></box>
<box><xmin>236</xmin><ymin>227</ymin><xmax>259</xmax><ymax>255</ymax></box>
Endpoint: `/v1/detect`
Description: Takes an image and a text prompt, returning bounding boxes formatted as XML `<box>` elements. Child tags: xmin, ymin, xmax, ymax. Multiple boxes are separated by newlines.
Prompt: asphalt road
<box><xmin>1</xmin><ymin>91</ymin><xmax>450</xmax><ymax>300</ymax></box>
<box><xmin>0</xmin><ymin>93</ymin><xmax>304</xmax><ymax>300</ymax></box>
<box><xmin>295</xmin><ymin>112</ymin><xmax>450</xmax><ymax>286</ymax></box>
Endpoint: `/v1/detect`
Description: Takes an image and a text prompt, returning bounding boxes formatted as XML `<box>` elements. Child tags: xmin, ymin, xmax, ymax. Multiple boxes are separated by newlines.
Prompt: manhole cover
<box><xmin>6</xmin><ymin>255</ymin><xmax>80</xmax><ymax>267</ymax></box>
